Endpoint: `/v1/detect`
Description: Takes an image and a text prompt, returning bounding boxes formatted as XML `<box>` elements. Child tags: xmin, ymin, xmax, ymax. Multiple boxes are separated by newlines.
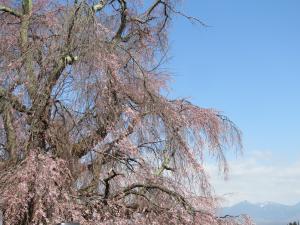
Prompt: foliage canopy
<box><xmin>0</xmin><ymin>0</ymin><xmax>252</xmax><ymax>224</ymax></box>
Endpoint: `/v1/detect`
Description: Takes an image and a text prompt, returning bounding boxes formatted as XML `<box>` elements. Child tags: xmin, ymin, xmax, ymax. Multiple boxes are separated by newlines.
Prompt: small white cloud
<box><xmin>207</xmin><ymin>150</ymin><xmax>300</xmax><ymax>206</ymax></box>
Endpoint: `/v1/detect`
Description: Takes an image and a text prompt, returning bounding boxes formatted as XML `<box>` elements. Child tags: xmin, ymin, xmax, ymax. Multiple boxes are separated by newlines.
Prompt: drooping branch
<box><xmin>113</xmin><ymin>182</ymin><xmax>210</xmax><ymax>215</ymax></box>
<box><xmin>0</xmin><ymin>5</ymin><xmax>22</xmax><ymax>17</ymax></box>
<box><xmin>0</xmin><ymin>0</ymin><xmax>250</xmax><ymax>224</ymax></box>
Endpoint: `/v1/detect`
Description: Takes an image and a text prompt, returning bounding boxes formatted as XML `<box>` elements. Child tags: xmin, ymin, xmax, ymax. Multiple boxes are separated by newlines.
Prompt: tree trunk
<box><xmin>27</xmin><ymin>93</ymin><xmax>51</xmax><ymax>151</ymax></box>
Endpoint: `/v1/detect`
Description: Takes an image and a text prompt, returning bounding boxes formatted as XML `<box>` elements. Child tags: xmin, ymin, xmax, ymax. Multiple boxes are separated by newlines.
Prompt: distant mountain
<box><xmin>220</xmin><ymin>201</ymin><xmax>300</xmax><ymax>225</ymax></box>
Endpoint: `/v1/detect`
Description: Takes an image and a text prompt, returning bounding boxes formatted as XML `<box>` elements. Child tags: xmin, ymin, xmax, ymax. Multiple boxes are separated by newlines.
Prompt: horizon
<box><xmin>168</xmin><ymin>0</ymin><xmax>300</xmax><ymax>206</ymax></box>
<box><xmin>226</xmin><ymin>200</ymin><xmax>300</xmax><ymax>207</ymax></box>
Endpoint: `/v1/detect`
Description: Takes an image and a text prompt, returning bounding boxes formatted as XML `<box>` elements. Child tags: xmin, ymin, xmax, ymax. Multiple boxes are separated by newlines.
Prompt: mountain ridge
<box><xmin>220</xmin><ymin>201</ymin><xmax>300</xmax><ymax>225</ymax></box>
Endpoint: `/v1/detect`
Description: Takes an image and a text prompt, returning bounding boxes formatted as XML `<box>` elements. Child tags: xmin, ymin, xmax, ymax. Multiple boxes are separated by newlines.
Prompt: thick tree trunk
<box><xmin>28</xmin><ymin>116</ymin><xmax>48</xmax><ymax>151</ymax></box>
<box><xmin>28</xmin><ymin>92</ymin><xmax>52</xmax><ymax>151</ymax></box>
<box><xmin>19</xmin><ymin>0</ymin><xmax>48</xmax><ymax>151</ymax></box>
<box><xmin>20</xmin><ymin>0</ymin><xmax>36</xmax><ymax>98</ymax></box>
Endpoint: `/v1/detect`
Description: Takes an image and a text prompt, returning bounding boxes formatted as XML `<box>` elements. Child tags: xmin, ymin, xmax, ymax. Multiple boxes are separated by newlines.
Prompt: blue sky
<box><xmin>168</xmin><ymin>0</ymin><xmax>300</xmax><ymax>205</ymax></box>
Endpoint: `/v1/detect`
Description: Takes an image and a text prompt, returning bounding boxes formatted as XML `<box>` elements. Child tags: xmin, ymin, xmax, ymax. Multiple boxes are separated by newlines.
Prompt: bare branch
<box><xmin>0</xmin><ymin>5</ymin><xmax>22</xmax><ymax>17</ymax></box>
<box><xmin>0</xmin><ymin>88</ymin><xmax>29</xmax><ymax>114</ymax></box>
<box><xmin>146</xmin><ymin>0</ymin><xmax>162</xmax><ymax>16</ymax></box>
<box><xmin>0</xmin><ymin>102</ymin><xmax>17</xmax><ymax>161</ymax></box>
<box><xmin>166</xmin><ymin>4</ymin><xmax>208</xmax><ymax>27</ymax></box>
<box><xmin>102</xmin><ymin>169</ymin><xmax>122</xmax><ymax>203</ymax></box>
<box><xmin>112</xmin><ymin>0</ymin><xmax>127</xmax><ymax>42</ymax></box>
<box><xmin>113</xmin><ymin>182</ymin><xmax>210</xmax><ymax>215</ymax></box>
<box><xmin>93</xmin><ymin>0</ymin><xmax>108</xmax><ymax>12</ymax></box>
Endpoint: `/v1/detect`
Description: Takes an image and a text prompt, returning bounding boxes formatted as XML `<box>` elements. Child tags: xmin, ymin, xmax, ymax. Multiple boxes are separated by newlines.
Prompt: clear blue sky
<box><xmin>168</xmin><ymin>0</ymin><xmax>300</xmax><ymax>205</ymax></box>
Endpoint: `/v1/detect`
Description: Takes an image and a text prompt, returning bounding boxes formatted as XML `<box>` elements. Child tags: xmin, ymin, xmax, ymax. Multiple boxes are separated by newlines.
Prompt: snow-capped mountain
<box><xmin>220</xmin><ymin>201</ymin><xmax>300</xmax><ymax>225</ymax></box>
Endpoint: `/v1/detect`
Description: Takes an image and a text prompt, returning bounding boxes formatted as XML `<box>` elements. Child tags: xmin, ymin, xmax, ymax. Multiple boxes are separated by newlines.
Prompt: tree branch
<box><xmin>0</xmin><ymin>88</ymin><xmax>29</xmax><ymax>114</ymax></box>
<box><xmin>155</xmin><ymin>153</ymin><xmax>175</xmax><ymax>176</ymax></box>
<box><xmin>102</xmin><ymin>169</ymin><xmax>122</xmax><ymax>203</ymax></box>
<box><xmin>93</xmin><ymin>0</ymin><xmax>108</xmax><ymax>12</ymax></box>
<box><xmin>146</xmin><ymin>0</ymin><xmax>162</xmax><ymax>16</ymax></box>
<box><xmin>20</xmin><ymin>0</ymin><xmax>36</xmax><ymax>98</ymax></box>
<box><xmin>113</xmin><ymin>183</ymin><xmax>211</xmax><ymax>216</ymax></box>
<box><xmin>0</xmin><ymin>102</ymin><xmax>17</xmax><ymax>161</ymax></box>
<box><xmin>0</xmin><ymin>5</ymin><xmax>22</xmax><ymax>17</ymax></box>
<box><xmin>112</xmin><ymin>0</ymin><xmax>127</xmax><ymax>41</ymax></box>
